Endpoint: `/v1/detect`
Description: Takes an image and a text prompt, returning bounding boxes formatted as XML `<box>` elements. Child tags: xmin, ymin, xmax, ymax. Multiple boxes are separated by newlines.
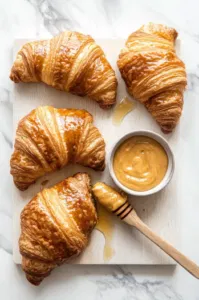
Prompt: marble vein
<box><xmin>94</xmin><ymin>267</ymin><xmax>183</xmax><ymax>300</ymax></box>
<box><xmin>27</xmin><ymin>0</ymin><xmax>81</xmax><ymax>35</ymax></box>
<box><xmin>0</xmin><ymin>235</ymin><xmax>12</xmax><ymax>255</ymax></box>
<box><xmin>1</xmin><ymin>131</ymin><xmax>12</xmax><ymax>148</ymax></box>
<box><xmin>187</xmin><ymin>72</ymin><xmax>199</xmax><ymax>94</ymax></box>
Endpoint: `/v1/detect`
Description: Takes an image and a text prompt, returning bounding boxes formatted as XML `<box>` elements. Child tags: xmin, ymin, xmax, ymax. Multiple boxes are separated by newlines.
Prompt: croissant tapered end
<box><xmin>10</xmin><ymin>41</ymin><xmax>41</xmax><ymax>83</ymax></box>
<box><xmin>10</xmin><ymin>106</ymin><xmax>105</xmax><ymax>190</ymax></box>
<box><xmin>10</xmin><ymin>31</ymin><xmax>117</xmax><ymax>108</ymax></box>
<box><xmin>21</xmin><ymin>256</ymin><xmax>55</xmax><ymax>286</ymax></box>
<box><xmin>145</xmin><ymin>90</ymin><xmax>184</xmax><ymax>133</ymax></box>
<box><xmin>138</xmin><ymin>23</ymin><xmax>178</xmax><ymax>43</ymax></box>
<box><xmin>10</xmin><ymin>65</ymin><xmax>20</xmax><ymax>83</ymax></box>
<box><xmin>117</xmin><ymin>23</ymin><xmax>187</xmax><ymax>133</ymax></box>
<box><xmin>10</xmin><ymin>53</ymin><xmax>24</xmax><ymax>83</ymax></box>
<box><xmin>19</xmin><ymin>173</ymin><xmax>97</xmax><ymax>285</ymax></box>
<box><xmin>10</xmin><ymin>58</ymin><xmax>28</xmax><ymax>83</ymax></box>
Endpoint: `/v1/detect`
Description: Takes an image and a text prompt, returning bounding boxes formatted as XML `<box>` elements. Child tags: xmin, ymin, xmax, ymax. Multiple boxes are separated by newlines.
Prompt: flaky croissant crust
<box><xmin>117</xmin><ymin>23</ymin><xmax>187</xmax><ymax>133</ymax></box>
<box><xmin>10</xmin><ymin>31</ymin><xmax>117</xmax><ymax>108</ymax></box>
<box><xmin>19</xmin><ymin>173</ymin><xmax>97</xmax><ymax>285</ymax></box>
<box><xmin>10</xmin><ymin>106</ymin><xmax>105</xmax><ymax>190</ymax></box>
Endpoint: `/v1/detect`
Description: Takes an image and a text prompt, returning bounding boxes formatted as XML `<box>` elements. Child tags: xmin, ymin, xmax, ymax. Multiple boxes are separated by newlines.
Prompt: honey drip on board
<box><xmin>96</xmin><ymin>203</ymin><xmax>115</xmax><ymax>262</ymax></box>
<box><xmin>112</xmin><ymin>97</ymin><xmax>134</xmax><ymax>125</ymax></box>
<box><xmin>40</xmin><ymin>179</ymin><xmax>49</xmax><ymax>191</ymax></box>
<box><xmin>41</xmin><ymin>179</ymin><xmax>49</xmax><ymax>186</ymax></box>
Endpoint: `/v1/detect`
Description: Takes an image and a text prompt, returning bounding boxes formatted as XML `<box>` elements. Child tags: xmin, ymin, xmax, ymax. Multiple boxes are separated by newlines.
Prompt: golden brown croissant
<box><xmin>117</xmin><ymin>23</ymin><xmax>187</xmax><ymax>133</ymax></box>
<box><xmin>10</xmin><ymin>31</ymin><xmax>117</xmax><ymax>108</ymax></box>
<box><xmin>19</xmin><ymin>173</ymin><xmax>97</xmax><ymax>285</ymax></box>
<box><xmin>10</xmin><ymin>106</ymin><xmax>105</xmax><ymax>190</ymax></box>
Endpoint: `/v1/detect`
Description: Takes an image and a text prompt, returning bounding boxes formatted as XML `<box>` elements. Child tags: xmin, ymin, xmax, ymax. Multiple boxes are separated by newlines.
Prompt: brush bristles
<box><xmin>112</xmin><ymin>201</ymin><xmax>133</xmax><ymax>220</ymax></box>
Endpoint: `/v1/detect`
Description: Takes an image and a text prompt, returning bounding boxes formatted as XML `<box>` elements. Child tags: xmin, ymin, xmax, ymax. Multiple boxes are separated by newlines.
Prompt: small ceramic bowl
<box><xmin>109</xmin><ymin>130</ymin><xmax>175</xmax><ymax>196</ymax></box>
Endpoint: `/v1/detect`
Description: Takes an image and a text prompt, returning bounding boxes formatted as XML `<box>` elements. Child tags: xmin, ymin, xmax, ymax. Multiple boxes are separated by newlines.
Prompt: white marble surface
<box><xmin>0</xmin><ymin>0</ymin><xmax>199</xmax><ymax>299</ymax></box>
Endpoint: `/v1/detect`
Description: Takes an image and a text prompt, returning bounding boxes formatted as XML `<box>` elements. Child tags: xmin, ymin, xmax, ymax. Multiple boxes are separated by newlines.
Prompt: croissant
<box><xmin>10</xmin><ymin>106</ymin><xmax>105</xmax><ymax>190</ymax></box>
<box><xmin>10</xmin><ymin>31</ymin><xmax>117</xmax><ymax>108</ymax></box>
<box><xmin>19</xmin><ymin>173</ymin><xmax>97</xmax><ymax>285</ymax></box>
<box><xmin>117</xmin><ymin>23</ymin><xmax>187</xmax><ymax>133</ymax></box>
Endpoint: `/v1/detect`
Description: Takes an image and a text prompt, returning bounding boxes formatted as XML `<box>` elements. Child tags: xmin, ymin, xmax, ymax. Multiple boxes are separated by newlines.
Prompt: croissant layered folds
<box><xmin>10</xmin><ymin>31</ymin><xmax>117</xmax><ymax>108</ymax></box>
<box><xmin>10</xmin><ymin>106</ymin><xmax>105</xmax><ymax>190</ymax></box>
<box><xmin>19</xmin><ymin>173</ymin><xmax>97</xmax><ymax>285</ymax></box>
<box><xmin>117</xmin><ymin>23</ymin><xmax>187</xmax><ymax>132</ymax></box>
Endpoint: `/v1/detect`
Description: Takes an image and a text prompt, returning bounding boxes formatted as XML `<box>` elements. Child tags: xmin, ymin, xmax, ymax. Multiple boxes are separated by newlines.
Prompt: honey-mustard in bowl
<box><xmin>109</xmin><ymin>130</ymin><xmax>175</xmax><ymax>196</ymax></box>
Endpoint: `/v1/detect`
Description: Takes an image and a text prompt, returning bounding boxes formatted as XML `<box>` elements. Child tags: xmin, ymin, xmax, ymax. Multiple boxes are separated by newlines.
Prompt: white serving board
<box><xmin>12</xmin><ymin>38</ymin><xmax>181</xmax><ymax>265</ymax></box>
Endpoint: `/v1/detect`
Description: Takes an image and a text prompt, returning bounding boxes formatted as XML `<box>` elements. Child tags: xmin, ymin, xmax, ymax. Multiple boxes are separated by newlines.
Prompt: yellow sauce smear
<box><xmin>113</xmin><ymin>136</ymin><xmax>168</xmax><ymax>192</ymax></box>
<box><xmin>112</xmin><ymin>97</ymin><xmax>134</xmax><ymax>125</ymax></box>
<box><xmin>96</xmin><ymin>203</ymin><xmax>115</xmax><ymax>262</ymax></box>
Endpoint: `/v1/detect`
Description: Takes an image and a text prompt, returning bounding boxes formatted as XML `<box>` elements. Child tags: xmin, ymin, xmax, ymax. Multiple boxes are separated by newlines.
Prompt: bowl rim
<box><xmin>108</xmin><ymin>130</ymin><xmax>175</xmax><ymax>196</ymax></box>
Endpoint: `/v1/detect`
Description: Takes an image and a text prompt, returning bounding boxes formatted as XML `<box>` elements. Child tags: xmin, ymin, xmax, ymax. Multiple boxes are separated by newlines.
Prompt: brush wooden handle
<box><xmin>125</xmin><ymin>210</ymin><xmax>199</xmax><ymax>279</ymax></box>
<box><xmin>92</xmin><ymin>182</ymin><xmax>199</xmax><ymax>279</ymax></box>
